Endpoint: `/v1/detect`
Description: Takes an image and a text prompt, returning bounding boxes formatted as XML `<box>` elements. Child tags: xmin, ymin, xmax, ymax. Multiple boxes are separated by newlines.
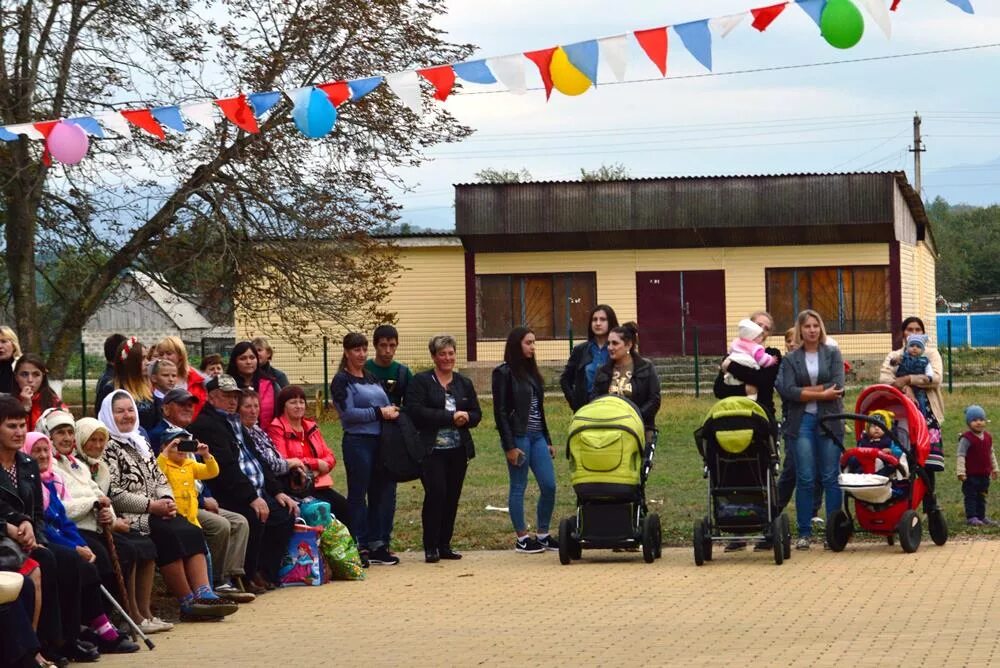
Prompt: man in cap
<box><xmin>189</xmin><ymin>374</ymin><xmax>297</xmax><ymax>590</ymax></box>
<box><xmin>153</xmin><ymin>388</ymin><xmax>254</xmax><ymax>602</ymax></box>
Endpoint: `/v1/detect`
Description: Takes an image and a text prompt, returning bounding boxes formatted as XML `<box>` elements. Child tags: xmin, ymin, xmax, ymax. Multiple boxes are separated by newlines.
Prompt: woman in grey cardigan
<box><xmin>776</xmin><ymin>310</ymin><xmax>846</xmax><ymax>550</ymax></box>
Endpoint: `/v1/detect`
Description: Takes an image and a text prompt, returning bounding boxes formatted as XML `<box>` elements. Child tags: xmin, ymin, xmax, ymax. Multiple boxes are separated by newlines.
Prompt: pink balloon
<box><xmin>47</xmin><ymin>121</ymin><xmax>89</xmax><ymax>164</ymax></box>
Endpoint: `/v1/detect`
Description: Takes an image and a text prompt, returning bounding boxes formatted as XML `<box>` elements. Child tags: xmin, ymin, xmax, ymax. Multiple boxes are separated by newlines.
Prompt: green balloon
<box><xmin>821</xmin><ymin>0</ymin><xmax>865</xmax><ymax>49</ymax></box>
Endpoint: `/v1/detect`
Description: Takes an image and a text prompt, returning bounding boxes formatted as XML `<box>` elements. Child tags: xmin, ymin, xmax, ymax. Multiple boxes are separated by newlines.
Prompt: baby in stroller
<box><xmin>842</xmin><ymin>410</ymin><xmax>908</xmax><ymax>501</ymax></box>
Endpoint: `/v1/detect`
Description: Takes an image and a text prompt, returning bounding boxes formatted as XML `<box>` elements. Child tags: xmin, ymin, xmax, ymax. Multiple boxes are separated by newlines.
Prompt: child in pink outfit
<box><xmin>723</xmin><ymin>319</ymin><xmax>777</xmax><ymax>400</ymax></box>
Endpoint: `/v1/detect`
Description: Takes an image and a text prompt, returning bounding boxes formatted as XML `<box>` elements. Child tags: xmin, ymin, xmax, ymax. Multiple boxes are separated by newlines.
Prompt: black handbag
<box><xmin>0</xmin><ymin>536</ymin><xmax>26</xmax><ymax>572</ymax></box>
<box><xmin>288</xmin><ymin>466</ymin><xmax>316</xmax><ymax>498</ymax></box>
<box><xmin>379</xmin><ymin>412</ymin><xmax>424</xmax><ymax>483</ymax></box>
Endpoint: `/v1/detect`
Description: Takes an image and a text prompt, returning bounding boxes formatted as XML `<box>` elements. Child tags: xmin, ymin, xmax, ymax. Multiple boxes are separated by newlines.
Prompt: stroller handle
<box><xmin>819</xmin><ymin>412</ymin><xmax>912</xmax><ymax>457</ymax></box>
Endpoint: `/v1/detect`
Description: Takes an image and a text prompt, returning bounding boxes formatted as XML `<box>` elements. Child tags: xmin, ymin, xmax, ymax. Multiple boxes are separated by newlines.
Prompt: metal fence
<box><xmin>56</xmin><ymin>321</ymin><xmax>1000</xmax><ymax>417</ymax></box>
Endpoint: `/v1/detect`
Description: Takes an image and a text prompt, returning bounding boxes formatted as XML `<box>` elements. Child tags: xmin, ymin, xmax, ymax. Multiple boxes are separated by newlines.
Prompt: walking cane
<box><xmin>101</xmin><ymin>516</ymin><xmax>155</xmax><ymax>650</ymax></box>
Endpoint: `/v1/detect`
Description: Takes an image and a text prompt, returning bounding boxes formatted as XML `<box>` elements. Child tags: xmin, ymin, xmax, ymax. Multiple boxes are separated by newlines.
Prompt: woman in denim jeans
<box><xmin>330</xmin><ymin>333</ymin><xmax>399</xmax><ymax>567</ymax></box>
<box><xmin>492</xmin><ymin>327</ymin><xmax>557</xmax><ymax>554</ymax></box>
<box><xmin>776</xmin><ymin>310</ymin><xmax>846</xmax><ymax>550</ymax></box>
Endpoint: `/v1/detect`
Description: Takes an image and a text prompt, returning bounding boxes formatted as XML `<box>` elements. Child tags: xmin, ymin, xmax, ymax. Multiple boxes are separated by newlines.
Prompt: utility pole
<box><xmin>909</xmin><ymin>112</ymin><xmax>924</xmax><ymax>195</ymax></box>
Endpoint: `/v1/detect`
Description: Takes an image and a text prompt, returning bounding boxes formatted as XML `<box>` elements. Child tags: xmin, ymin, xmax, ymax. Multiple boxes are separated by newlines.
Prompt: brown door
<box><xmin>636</xmin><ymin>270</ymin><xmax>727</xmax><ymax>356</ymax></box>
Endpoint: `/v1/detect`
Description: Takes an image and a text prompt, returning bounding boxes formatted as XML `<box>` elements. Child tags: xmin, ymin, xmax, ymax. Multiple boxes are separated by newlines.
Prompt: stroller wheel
<box><xmin>771</xmin><ymin>517</ymin><xmax>784</xmax><ymax>565</ymax></box>
<box><xmin>558</xmin><ymin>517</ymin><xmax>575</xmax><ymax>566</ymax></box>
<box><xmin>702</xmin><ymin>517</ymin><xmax>713</xmax><ymax>562</ymax></box>
<box><xmin>825</xmin><ymin>510</ymin><xmax>852</xmax><ymax>552</ymax></box>
<box><xmin>693</xmin><ymin>521</ymin><xmax>706</xmax><ymax>566</ymax></box>
<box><xmin>897</xmin><ymin>509</ymin><xmax>922</xmax><ymax>553</ymax></box>
<box><xmin>928</xmin><ymin>509</ymin><xmax>948</xmax><ymax>546</ymax></box>
<box><xmin>653</xmin><ymin>515</ymin><xmax>663</xmax><ymax>559</ymax></box>
<box><xmin>780</xmin><ymin>514</ymin><xmax>792</xmax><ymax>560</ymax></box>
<box><xmin>642</xmin><ymin>514</ymin><xmax>658</xmax><ymax>564</ymax></box>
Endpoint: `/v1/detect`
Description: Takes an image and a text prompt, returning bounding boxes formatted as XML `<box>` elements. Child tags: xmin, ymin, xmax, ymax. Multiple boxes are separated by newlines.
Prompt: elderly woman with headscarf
<box><xmin>99</xmin><ymin>390</ymin><xmax>236</xmax><ymax>624</ymax></box>
<box><xmin>22</xmin><ymin>432</ymin><xmax>139</xmax><ymax>654</ymax></box>
<box><xmin>38</xmin><ymin>410</ymin><xmax>145</xmax><ymax>623</ymax></box>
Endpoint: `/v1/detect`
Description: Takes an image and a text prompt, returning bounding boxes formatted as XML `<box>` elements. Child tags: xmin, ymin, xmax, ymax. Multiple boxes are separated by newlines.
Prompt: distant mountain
<box><xmin>924</xmin><ymin>155</ymin><xmax>1000</xmax><ymax>206</ymax></box>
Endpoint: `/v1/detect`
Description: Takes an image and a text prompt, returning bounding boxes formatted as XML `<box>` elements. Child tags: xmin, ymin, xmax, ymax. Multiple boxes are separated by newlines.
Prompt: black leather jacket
<box><xmin>492</xmin><ymin>363</ymin><xmax>551</xmax><ymax>452</ymax></box>
<box><xmin>560</xmin><ymin>341</ymin><xmax>597</xmax><ymax>412</ymax></box>
<box><xmin>590</xmin><ymin>356</ymin><xmax>662</xmax><ymax>429</ymax></box>
<box><xmin>405</xmin><ymin>371</ymin><xmax>482</xmax><ymax>459</ymax></box>
<box><xmin>0</xmin><ymin>452</ymin><xmax>45</xmax><ymax>540</ymax></box>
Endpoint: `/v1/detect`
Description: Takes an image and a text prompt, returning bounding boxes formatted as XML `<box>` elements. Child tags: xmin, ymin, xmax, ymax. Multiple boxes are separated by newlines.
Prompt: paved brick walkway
<box><xmin>101</xmin><ymin>539</ymin><xmax>1000</xmax><ymax>667</ymax></box>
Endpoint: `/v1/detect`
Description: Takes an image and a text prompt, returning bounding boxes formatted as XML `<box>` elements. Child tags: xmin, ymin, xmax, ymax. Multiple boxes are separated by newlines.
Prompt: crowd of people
<box><xmin>0</xmin><ymin>303</ymin><xmax>988</xmax><ymax>666</ymax></box>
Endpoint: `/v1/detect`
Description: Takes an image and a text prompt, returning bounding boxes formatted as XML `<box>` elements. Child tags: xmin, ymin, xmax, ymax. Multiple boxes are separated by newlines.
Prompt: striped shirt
<box><xmin>526</xmin><ymin>386</ymin><xmax>544</xmax><ymax>433</ymax></box>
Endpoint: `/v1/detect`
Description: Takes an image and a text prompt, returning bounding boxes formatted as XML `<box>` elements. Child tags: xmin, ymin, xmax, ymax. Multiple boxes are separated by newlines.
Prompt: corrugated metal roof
<box><xmin>453</xmin><ymin>170</ymin><xmax>907</xmax><ymax>187</ymax></box>
<box><xmin>455</xmin><ymin>171</ymin><xmax>927</xmax><ymax>252</ymax></box>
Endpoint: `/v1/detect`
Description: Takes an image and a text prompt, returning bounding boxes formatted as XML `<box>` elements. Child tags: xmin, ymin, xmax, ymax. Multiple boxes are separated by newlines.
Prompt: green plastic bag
<box><xmin>319</xmin><ymin>518</ymin><xmax>366</xmax><ymax>581</ymax></box>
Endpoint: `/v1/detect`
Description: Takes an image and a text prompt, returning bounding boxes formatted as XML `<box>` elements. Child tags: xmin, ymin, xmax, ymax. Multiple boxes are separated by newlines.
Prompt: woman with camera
<box><xmin>266</xmin><ymin>385</ymin><xmax>351</xmax><ymax>534</ymax></box>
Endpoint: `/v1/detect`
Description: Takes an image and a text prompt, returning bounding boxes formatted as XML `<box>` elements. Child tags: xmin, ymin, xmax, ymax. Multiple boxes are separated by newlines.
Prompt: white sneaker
<box><xmin>795</xmin><ymin>537</ymin><xmax>811</xmax><ymax>550</ymax></box>
<box><xmin>140</xmin><ymin>617</ymin><xmax>174</xmax><ymax>633</ymax></box>
<box><xmin>811</xmin><ymin>516</ymin><xmax>825</xmax><ymax>529</ymax></box>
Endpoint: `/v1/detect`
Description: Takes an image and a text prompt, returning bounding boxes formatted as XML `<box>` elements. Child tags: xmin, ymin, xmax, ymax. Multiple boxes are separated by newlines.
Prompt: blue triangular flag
<box><xmin>151</xmin><ymin>106</ymin><xmax>186</xmax><ymax>133</ymax></box>
<box><xmin>945</xmin><ymin>0</ymin><xmax>974</xmax><ymax>13</ymax></box>
<box><xmin>453</xmin><ymin>60</ymin><xmax>497</xmax><ymax>84</ymax></box>
<box><xmin>348</xmin><ymin>76</ymin><xmax>384</xmax><ymax>100</ymax></box>
<box><xmin>797</xmin><ymin>0</ymin><xmax>827</xmax><ymax>27</ymax></box>
<box><xmin>66</xmin><ymin>117</ymin><xmax>105</xmax><ymax>138</ymax></box>
<box><xmin>248</xmin><ymin>91</ymin><xmax>283</xmax><ymax>117</ymax></box>
<box><xmin>674</xmin><ymin>20</ymin><xmax>712</xmax><ymax>71</ymax></box>
<box><xmin>0</xmin><ymin>126</ymin><xmax>17</xmax><ymax>141</ymax></box>
<box><xmin>563</xmin><ymin>39</ymin><xmax>600</xmax><ymax>85</ymax></box>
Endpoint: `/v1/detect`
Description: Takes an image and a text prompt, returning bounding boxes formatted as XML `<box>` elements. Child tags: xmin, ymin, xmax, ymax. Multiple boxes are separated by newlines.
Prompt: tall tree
<box><xmin>0</xmin><ymin>0</ymin><xmax>473</xmax><ymax>374</ymax></box>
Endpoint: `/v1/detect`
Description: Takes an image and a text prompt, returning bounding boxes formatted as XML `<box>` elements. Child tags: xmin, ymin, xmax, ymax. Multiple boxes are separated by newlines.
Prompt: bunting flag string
<box><xmin>0</xmin><ymin>0</ymin><xmax>976</xmax><ymax>164</ymax></box>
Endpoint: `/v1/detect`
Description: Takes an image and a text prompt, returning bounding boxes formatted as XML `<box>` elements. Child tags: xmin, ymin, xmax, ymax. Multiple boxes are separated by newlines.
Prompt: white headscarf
<box><xmin>98</xmin><ymin>389</ymin><xmax>153</xmax><ymax>459</ymax></box>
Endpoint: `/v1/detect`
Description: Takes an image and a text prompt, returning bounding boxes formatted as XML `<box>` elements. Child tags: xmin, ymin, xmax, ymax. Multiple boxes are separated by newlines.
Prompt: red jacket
<box><xmin>267</xmin><ymin>415</ymin><xmax>336</xmax><ymax>489</ymax></box>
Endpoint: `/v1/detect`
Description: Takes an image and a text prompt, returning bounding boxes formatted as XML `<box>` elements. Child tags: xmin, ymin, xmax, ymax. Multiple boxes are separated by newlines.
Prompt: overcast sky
<box><xmin>394</xmin><ymin>0</ymin><xmax>1000</xmax><ymax>228</ymax></box>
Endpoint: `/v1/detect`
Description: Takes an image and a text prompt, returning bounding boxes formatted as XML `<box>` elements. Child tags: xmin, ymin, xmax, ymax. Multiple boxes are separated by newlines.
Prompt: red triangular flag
<box><xmin>634</xmin><ymin>27</ymin><xmax>668</xmax><ymax>76</ymax></box>
<box><xmin>120</xmin><ymin>109</ymin><xmax>166</xmax><ymax>140</ymax></box>
<box><xmin>317</xmin><ymin>81</ymin><xmax>351</xmax><ymax>107</ymax></box>
<box><xmin>524</xmin><ymin>47</ymin><xmax>557</xmax><ymax>100</ymax></box>
<box><xmin>215</xmin><ymin>94</ymin><xmax>259</xmax><ymax>134</ymax></box>
<box><xmin>891</xmin><ymin>0</ymin><xmax>901</xmax><ymax>9</ymax></box>
<box><xmin>417</xmin><ymin>66</ymin><xmax>457</xmax><ymax>102</ymax></box>
<box><xmin>750</xmin><ymin>3</ymin><xmax>787</xmax><ymax>32</ymax></box>
<box><xmin>34</xmin><ymin>121</ymin><xmax>58</xmax><ymax>167</ymax></box>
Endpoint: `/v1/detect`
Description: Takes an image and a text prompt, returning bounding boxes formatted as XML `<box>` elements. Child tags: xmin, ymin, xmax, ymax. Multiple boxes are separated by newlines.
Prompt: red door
<box><xmin>636</xmin><ymin>272</ymin><xmax>682</xmax><ymax>357</ymax></box>
<box><xmin>636</xmin><ymin>270</ymin><xmax>727</xmax><ymax>356</ymax></box>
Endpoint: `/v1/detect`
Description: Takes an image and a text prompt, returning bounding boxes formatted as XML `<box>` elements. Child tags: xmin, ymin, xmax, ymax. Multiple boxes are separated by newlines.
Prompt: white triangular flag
<box><xmin>4</xmin><ymin>123</ymin><xmax>45</xmax><ymax>140</ymax></box>
<box><xmin>95</xmin><ymin>112</ymin><xmax>132</xmax><ymax>138</ymax></box>
<box><xmin>598</xmin><ymin>35</ymin><xmax>628</xmax><ymax>83</ymax></box>
<box><xmin>385</xmin><ymin>71</ymin><xmax>423</xmax><ymax>114</ymax></box>
<box><xmin>488</xmin><ymin>55</ymin><xmax>527</xmax><ymax>95</ymax></box>
<box><xmin>709</xmin><ymin>13</ymin><xmax>745</xmax><ymax>38</ymax></box>
<box><xmin>859</xmin><ymin>0</ymin><xmax>892</xmax><ymax>38</ymax></box>
<box><xmin>181</xmin><ymin>102</ymin><xmax>219</xmax><ymax>129</ymax></box>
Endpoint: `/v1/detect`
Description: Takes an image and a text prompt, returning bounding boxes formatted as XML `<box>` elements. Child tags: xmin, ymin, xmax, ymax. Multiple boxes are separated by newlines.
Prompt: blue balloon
<box><xmin>292</xmin><ymin>87</ymin><xmax>337</xmax><ymax>139</ymax></box>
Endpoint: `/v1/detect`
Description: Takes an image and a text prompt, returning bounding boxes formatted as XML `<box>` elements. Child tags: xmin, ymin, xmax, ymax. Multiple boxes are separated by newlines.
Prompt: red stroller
<box><xmin>820</xmin><ymin>384</ymin><xmax>948</xmax><ymax>553</ymax></box>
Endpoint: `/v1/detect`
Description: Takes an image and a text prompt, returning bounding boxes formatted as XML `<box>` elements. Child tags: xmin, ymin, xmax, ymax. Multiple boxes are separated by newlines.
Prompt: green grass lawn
<box><xmin>316</xmin><ymin>388</ymin><xmax>1000</xmax><ymax>552</ymax></box>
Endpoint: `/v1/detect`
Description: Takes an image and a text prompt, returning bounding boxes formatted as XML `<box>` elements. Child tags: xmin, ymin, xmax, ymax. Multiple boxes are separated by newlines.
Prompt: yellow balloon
<box><xmin>550</xmin><ymin>46</ymin><xmax>591</xmax><ymax>96</ymax></box>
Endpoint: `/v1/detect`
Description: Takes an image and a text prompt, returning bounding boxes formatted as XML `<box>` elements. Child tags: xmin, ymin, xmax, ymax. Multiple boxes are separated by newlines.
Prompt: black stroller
<box><xmin>693</xmin><ymin>396</ymin><xmax>791</xmax><ymax>565</ymax></box>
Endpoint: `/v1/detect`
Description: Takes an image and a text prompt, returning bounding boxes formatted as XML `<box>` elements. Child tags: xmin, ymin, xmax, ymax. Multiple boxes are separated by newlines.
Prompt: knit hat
<box><xmin>965</xmin><ymin>405</ymin><xmax>987</xmax><ymax>425</ymax></box>
<box><xmin>868</xmin><ymin>409</ymin><xmax>894</xmax><ymax>432</ymax></box>
<box><xmin>737</xmin><ymin>318</ymin><xmax>764</xmax><ymax>341</ymax></box>
<box><xmin>905</xmin><ymin>334</ymin><xmax>927</xmax><ymax>351</ymax></box>
<box><xmin>37</xmin><ymin>408</ymin><xmax>75</xmax><ymax>437</ymax></box>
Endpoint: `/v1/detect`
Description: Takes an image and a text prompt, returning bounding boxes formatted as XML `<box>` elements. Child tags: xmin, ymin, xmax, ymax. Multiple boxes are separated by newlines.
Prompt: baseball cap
<box><xmin>205</xmin><ymin>373</ymin><xmax>241</xmax><ymax>394</ymax></box>
<box><xmin>163</xmin><ymin>388</ymin><xmax>199</xmax><ymax>405</ymax></box>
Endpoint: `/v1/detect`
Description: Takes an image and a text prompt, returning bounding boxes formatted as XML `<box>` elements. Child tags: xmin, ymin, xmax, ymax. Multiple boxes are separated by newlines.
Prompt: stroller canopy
<box><xmin>855</xmin><ymin>384</ymin><xmax>930</xmax><ymax>467</ymax></box>
<box><xmin>700</xmin><ymin>396</ymin><xmax>771</xmax><ymax>455</ymax></box>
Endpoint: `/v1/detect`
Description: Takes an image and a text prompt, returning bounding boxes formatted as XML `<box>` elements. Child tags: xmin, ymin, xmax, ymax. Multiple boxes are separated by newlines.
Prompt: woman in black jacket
<box><xmin>405</xmin><ymin>335</ymin><xmax>481</xmax><ymax>563</ymax></box>
<box><xmin>492</xmin><ymin>327</ymin><xmax>557</xmax><ymax>554</ymax></box>
<box><xmin>590</xmin><ymin>322</ymin><xmax>661</xmax><ymax>440</ymax></box>
<box><xmin>0</xmin><ymin>394</ymin><xmax>103</xmax><ymax>665</ymax></box>
<box><xmin>560</xmin><ymin>304</ymin><xmax>619</xmax><ymax>412</ymax></box>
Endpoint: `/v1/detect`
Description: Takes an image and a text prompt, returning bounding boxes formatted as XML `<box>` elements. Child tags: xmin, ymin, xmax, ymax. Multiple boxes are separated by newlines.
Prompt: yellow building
<box><xmin>242</xmin><ymin>171</ymin><xmax>936</xmax><ymax>384</ymax></box>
